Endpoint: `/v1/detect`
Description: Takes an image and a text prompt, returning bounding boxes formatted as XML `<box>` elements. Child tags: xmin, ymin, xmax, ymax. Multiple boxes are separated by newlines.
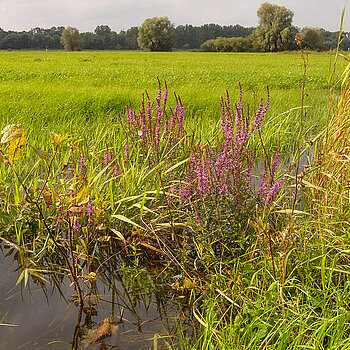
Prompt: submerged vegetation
<box><xmin>0</xmin><ymin>43</ymin><xmax>350</xmax><ymax>349</ymax></box>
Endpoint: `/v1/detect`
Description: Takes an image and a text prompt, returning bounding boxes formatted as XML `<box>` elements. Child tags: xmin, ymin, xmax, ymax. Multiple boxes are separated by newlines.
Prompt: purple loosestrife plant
<box><xmin>102</xmin><ymin>82</ymin><xmax>283</xmax><ymax>258</ymax></box>
<box><xmin>118</xmin><ymin>81</ymin><xmax>188</xmax><ymax>172</ymax></box>
<box><xmin>176</xmin><ymin>85</ymin><xmax>283</xmax><ymax>256</ymax></box>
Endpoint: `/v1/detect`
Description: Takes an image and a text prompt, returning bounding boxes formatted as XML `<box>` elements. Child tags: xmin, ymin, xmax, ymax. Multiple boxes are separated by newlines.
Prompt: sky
<box><xmin>0</xmin><ymin>0</ymin><xmax>349</xmax><ymax>33</ymax></box>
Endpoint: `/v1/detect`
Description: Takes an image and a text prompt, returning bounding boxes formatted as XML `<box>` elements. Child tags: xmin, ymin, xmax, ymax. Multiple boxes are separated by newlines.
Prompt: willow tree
<box><xmin>252</xmin><ymin>2</ymin><xmax>297</xmax><ymax>52</ymax></box>
<box><xmin>60</xmin><ymin>26</ymin><xmax>83</xmax><ymax>51</ymax></box>
<box><xmin>137</xmin><ymin>16</ymin><xmax>174</xmax><ymax>51</ymax></box>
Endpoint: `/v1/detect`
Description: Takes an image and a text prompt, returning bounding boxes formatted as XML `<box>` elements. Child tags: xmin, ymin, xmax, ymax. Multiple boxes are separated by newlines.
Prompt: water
<box><xmin>0</xmin><ymin>245</ymin><xmax>189</xmax><ymax>349</ymax></box>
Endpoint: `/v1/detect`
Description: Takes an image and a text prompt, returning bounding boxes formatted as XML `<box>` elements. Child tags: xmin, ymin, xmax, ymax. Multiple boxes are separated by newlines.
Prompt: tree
<box><xmin>125</xmin><ymin>27</ymin><xmax>139</xmax><ymax>49</ymax></box>
<box><xmin>137</xmin><ymin>16</ymin><xmax>174</xmax><ymax>51</ymax></box>
<box><xmin>81</xmin><ymin>32</ymin><xmax>102</xmax><ymax>50</ymax></box>
<box><xmin>94</xmin><ymin>25</ymin><xmax>115</xmax><ymax>49</ymax></box>
<box><xmin>300</xmin><ymin>28</ymin><xmax>326</xmax><ymax>51</ymax></box>
<box><xmin>60</xmin><ymin>26</ymin><xmax>83</xmax><ymax>51</ymax></box>
<box><xmin>252</xmin><ymin>2</ymin><xmax>297</xmax><ymax>52</ymax></box>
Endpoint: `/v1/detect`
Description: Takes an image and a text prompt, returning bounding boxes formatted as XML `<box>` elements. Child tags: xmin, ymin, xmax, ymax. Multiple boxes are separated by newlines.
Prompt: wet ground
<box><xmin>0</xmin><ymin>246</ymin><xmax>188</xmax><ymax>349</ymax></box>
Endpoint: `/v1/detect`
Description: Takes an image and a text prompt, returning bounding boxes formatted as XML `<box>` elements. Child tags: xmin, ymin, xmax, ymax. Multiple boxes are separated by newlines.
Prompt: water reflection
<box><xmin>0</xmin><ymin>244</ymin><xmax>191</xmax><ymax>349</ymax></box>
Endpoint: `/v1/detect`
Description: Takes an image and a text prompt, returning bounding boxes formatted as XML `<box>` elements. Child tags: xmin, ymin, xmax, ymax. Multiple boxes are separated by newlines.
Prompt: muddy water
<box><xmin>0</xmin><ymin>247</ymin><xmax>187</xmax><ymax>349</ymax></box>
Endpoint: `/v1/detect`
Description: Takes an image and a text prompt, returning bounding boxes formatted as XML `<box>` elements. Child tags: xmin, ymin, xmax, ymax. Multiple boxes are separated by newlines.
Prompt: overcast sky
<box><xmin>0</xmin><ymin>0</ymin><xmax>348</xmax><ymax>33</ymax></box>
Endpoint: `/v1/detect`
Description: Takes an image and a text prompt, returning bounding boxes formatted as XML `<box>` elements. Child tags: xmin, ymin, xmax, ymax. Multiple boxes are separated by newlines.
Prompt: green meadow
<box><xmin>0</xmin><ymin>50</ymin><xmax>345</xmax><ymax>150</ymax></box>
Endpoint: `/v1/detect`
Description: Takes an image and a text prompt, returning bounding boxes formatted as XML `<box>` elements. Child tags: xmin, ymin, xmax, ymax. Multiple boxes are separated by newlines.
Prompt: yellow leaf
<box><xmin>183</xmin><ymin>278</ymin><xmax>196</xmax><ymax>290</ymax></box>
<box><xmin>76</xmin><ymin>186</ymin><xmax>88</xmax><ymax>205</ymax></box>
<box><xmin>50</xmin><ymin>132</ymin><xmax>70</xmax><ymax>146</ymax></box>
<box><xmin>110</xmin><ymin>228</ymin><xmax>126</xmax><ymax>243</ymax></box>
<box><xmin>7</xmin><ymin>131</ymin><xmax>26</xmax><ymax>164</ymax></box>
<box><xmin>42</xmin><ymin>189</ymin><xmax>53</xmax><ymax>207</ymax></box>
<box><xmin>82</xmin><ymin>272</ymin><xmax>96</xmax><ymax>282</ymax></box>
<box><xmin>0</xmin><ymin>124</ymin><xmax>24</xmax><ymax>144</ymax></box>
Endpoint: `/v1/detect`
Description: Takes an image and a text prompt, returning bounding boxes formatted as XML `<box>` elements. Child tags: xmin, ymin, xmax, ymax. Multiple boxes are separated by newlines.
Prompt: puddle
<box><xmin>0</xmin><ymin>245</ymin><xmax>190</xmax><ymax>349</ymax></box>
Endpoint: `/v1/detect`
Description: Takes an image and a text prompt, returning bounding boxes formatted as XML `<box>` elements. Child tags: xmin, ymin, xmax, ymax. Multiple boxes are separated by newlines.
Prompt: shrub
<box><xmin>201</xmin><ymin>36</ymin><xmax>251</xmax><ymax>52</ymax></box>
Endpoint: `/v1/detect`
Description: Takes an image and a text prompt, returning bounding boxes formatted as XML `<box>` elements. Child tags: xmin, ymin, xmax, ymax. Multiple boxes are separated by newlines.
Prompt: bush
<box><xmin>201</xmin><ymin>36</ymin><xmax>251</xmax><ymax>52</ymax></box>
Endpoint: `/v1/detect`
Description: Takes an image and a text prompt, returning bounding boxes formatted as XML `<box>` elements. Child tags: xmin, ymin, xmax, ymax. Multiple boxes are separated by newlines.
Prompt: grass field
<box><xmin>0</xmin><ymin>50</ymin><xmax>346</xmax><ymax>151</ymax></box>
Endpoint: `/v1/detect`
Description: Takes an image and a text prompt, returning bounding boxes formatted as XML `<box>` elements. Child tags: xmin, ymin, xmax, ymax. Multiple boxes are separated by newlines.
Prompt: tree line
<box><xmin>1</xmin><ymin>2</ymin><xmax>349</xmax><ymax>52</ymax></box>
<box><xmin>200</xmin><ymin>3</ymin><xmax>349</xmax><ymax>52</ymax></box>
<box><xmin>0</xmin><ymin>23</ymin><xmax>253</xmax><ymax>51</ymax></box>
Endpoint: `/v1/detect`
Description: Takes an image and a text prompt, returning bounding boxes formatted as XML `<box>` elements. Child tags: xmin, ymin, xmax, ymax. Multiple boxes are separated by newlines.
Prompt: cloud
<box><xmin>0</xmin><ymin>0</ymin><xmax>348</xmax><ymax>32</ymax></box>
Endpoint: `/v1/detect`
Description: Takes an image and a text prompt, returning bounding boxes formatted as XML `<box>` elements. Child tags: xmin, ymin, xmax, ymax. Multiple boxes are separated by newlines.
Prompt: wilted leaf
<box><xmin>69</xmin><ymin>206</ymin><xmax>88</xmax><ymax>213</ymax></box>
<box><xmin>97</xmin><ymin>236</ymin><xmax>111</xmax><ymax>242</ymax></box>
<box><xmin>7</xmin><ymin>131</ymin><xmax>26</xmax><ymax>164</ymax></box>
<box><xmin>140</xmin><ymin>242</ymin><xmax>165</xmax><ymax>255</ymax></box>
<box><xmin>0</xmin><ymin>124</ymin><xmax>24</xmax><ymax>144</ymax></box>
<box><xmin>0</xmin><ymin>237</ymin><xmax>20</xmax><ymax>251</ymax></box>
<box><xmin>110</xmin><ymin>228</ymin><xmax>126</xmax><ymax>243</ymax></box>
<box><xmin>275</xmin><ymin>209</ymin><xmax>310</xmax><ymax>215</ymax></box>
<box><xmin>97</xmin><ymin>223</ymin><xmax>105</xmax><ymax>231</ymax></box>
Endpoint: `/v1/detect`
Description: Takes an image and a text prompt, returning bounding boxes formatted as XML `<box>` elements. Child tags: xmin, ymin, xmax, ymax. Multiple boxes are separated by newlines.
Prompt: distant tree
<box><xmin>299</xmin><ymin>28</ymin><xmax>326</xmax><ymax>51</ymax></box>
<box><xmin>322</xmin><ymin>30</ymin><xmax>339</xmax><ymax>50</ymax></box>
<box><xmin>137</xmin><ymin>16</ymin><xmax>174</xmax><ymax>51</ymax></box>
<box><xmin>252</xmin><ymin>2</ymin><xmax>297</xmax><ymax>51</ymax></box>
<box><xmin>94</xmin><ymin>25</ymin><xmax>115</xmax><ymax>49</ymax></box>
<box><xmin>174</xmin><ymin>24</ymin><xmax>254</xmax><ymax>49</ymax></box>
<box><xmin>114</xmin><ymin>28</ymin><xmax>139</xmax><ymax>50</ymax></box>
<box><xmin>94</xmin><ymin>25</ymin><xmax>111</xmax><ymax>37</ymax></box>
<box><xmin>340</xmin><ymin>32</ymin><xmax>350</xmax><ymax>51</ymax></box>
<box><xmin>60</xmin><ymin>26</ymin><xmax>83</xmax><ymax>51</ymax></box>
<box><xmin>174</xmin><ymin>24</ymin><xmax>201</xmax><ymax>49</ymax></box>
<box><xmin>125</xmin><ymin>27</ymin><xmax>139</xmax><ymax>49</ymax></box>
<box><xmin>81</xmin><ymin>32</ymin><xmax>102</xmax><ymax>49</ymax></box>
<box><xmin>201</xmin><ymin>37</ymin><xmax>251</xmax><ymax>52</ymax></box>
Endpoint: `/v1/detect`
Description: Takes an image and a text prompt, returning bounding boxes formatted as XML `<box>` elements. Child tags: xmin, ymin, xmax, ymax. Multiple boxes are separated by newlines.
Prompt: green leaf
<box><xmin>111</xmin><ymin>214</ymin><xmax>143</xmax><ymax>230</ymax></box>
<box><xmin>163</xmin><ymin>157</ymin><xmax>189</xmax><ymax>175</ymax></box>
<box><xmin>30</xmin><ymin>145</ymin><xmax>50</xmax><ymax>159</ymax></box>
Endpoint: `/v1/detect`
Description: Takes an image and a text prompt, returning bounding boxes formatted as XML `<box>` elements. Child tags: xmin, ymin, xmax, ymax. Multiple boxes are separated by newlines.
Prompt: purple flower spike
<box><xmin>104</xmin><ymin>151</ymin><xmax>111</xmax><ymax>166</ymax></box>
<box><xmin>88</xmin><ymin>201</ymin><xmax>93</xmax><ymax>223</ymax></box>
<box><xmin>266</xmin><ymin>179</ymin><xmax>284</xmax><ymax>204</ymax></box>
<box><xmin>73</xmin><ymin>218</ymin><xmax>80</xmax><ymax>232</ymax></box>
<box><xmin>163</xmin><ymin>89</ymin><xmax>168</xmax><ymax>104</ymax></box>
<box><xmin>125</xmin><ymin>138</ymin><xmax>129</xmax><ymax>161</ymax></box>
<box><xmin>79</xmin><ymin>154</ymin><xmax>86</xmax><ymax>174</ymax></box>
